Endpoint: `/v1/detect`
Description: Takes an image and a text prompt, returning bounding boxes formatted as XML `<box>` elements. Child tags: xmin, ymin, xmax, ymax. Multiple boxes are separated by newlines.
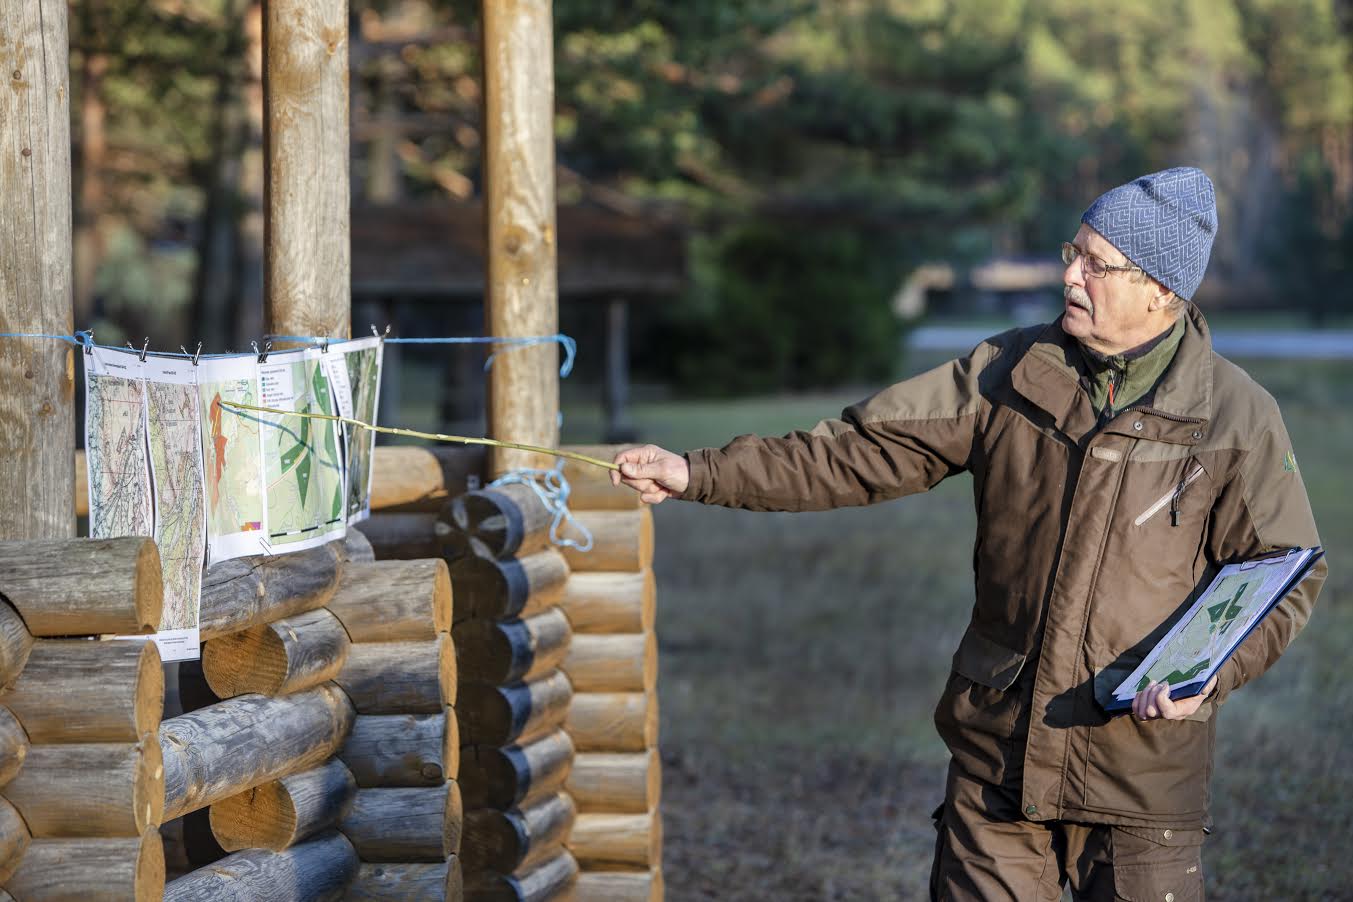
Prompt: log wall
<box><xmin>557</xmin><ymin>447</ymin><xmax>663</xmax><ymax>901</ymax></box>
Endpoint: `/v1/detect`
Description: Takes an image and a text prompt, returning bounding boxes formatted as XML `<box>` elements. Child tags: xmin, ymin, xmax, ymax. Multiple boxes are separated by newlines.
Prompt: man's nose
<box><xmin>1064</xmin><ymin>255</ymin><xmax>1085</xmax><ymax>286</ymax></box>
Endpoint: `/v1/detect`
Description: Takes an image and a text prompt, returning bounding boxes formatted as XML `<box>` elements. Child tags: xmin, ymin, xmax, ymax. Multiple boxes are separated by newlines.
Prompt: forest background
<box><xmin>73</xmin><ymin>0</ymin><xmax>1352</xmax><ymax>397</ymax></box>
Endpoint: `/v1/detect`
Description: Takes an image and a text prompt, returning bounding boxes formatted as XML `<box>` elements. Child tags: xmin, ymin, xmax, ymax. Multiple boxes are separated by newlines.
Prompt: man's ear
<box><xmin>1146</xmin><ymin>281</ymin><xmax>1176</xmax><ymax>313</ymax></box>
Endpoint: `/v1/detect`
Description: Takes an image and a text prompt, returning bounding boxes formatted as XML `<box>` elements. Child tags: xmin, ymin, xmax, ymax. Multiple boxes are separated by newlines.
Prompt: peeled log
<box><xmin>0</xmin><ymin>537</ymin><xmax>161</xmax><ymax>635</ymax></box>
<box><xmin>339</xmin><ymin>783</ymin><xmax>462</xmax><ymax>862</ymax></box>
<box><xmin>460</xmin><ymin>729</ymin><xmax>574</xmax><ymax>810</ymax></box>
<box><xmin>160</xmin><ymin>684</ymin><xmax>356</xmax><ymax>820</ymax></box>
<box><xmin>462</xmin><ymin>791</ymin><xmax>575</xmax><ymax>874</ymax></box>
<box><xmin>0</xmin><ymin>797</ymin><xmax>30</xmax><ymax>882</ymax></box>
<box><xmin>198</xmin><ymin>540</ymin><xmax>348</xmax><ymax>640</ymax></box>
<box><xmin>560</xmin><ymin>510</ymin><xmax>652</xmax><ymax>573</ymax></box>
<box><xmin>573</xmin><ymin>870</ymin><xmax>661</xmax><ymax>902</ymax></box>
<box><xmin>0</xmin><ymin>708</ymin><xmax>28</xmax><ymax>789</ymax></box>
<box><xmin>338</xmin><ymin>713</ymin><xmax>449</xmax><ymax>787</ymax></box>
<box><xmin>561</xmin><ymin>633</ymin><xmax>655</xmax><ymax>694</ymax></box>
<box><xmin>4</xmin><ymin>639</ymin><xmax>162</xmax><ymax>743</ymax></box>
<box><xmin>334</xmin><ymin>635</ymin><xmax>456</xmax><ymax>713</ymax></box>
<box><xmin>162</xmin><ymin>829</ymin><xmax>358</xmax><ymax>901</ymax></box>
<box><xmin>566</xmin><ymin>691</ymin><xmax>657</xmax><ymax>753</ymax></box>
<box><xmin>568</xmin><ymin>811</ymin><xmax>661</xmax><ymax>870</ymax></box>
<box><xmin>557</xmin><ymin>571</ymin><xmax>655</xmax><ymax>635</ymax></box>
<box><xmin>449</xmin><ymin>550</ymin><xmax>568</xmax><ymax>622</ymax></box>
<box><xmin>345</xmin><ymin>859</ymin><xmax>463</xmax><ymax>901</ymax></box>
<box><xmin>369</xmin><ymin>445</ymin><xmax>487</xmax><ymax>512</ymax></box>
<box><xmin>354</xmin><ymin>513</ymin><xmax>454</xmax><ymax>561</ymax></box>
<box><xmin>5</xmin><ymin>738</ymin><xmax>163</xmax><ymax>837</ymax></box>
<box><xmin>457</xmin><ymin>670</ymin><xmax>572</xmax><ymax>747</ymax></box>
<box><xmin>203</xmin><ymin>608</ymin><xmax>350</xmax><ymax>698</ymax></box>
<box><xmin>464</xmin><ymin>850</ymin><xmax>578</xmax><ymax>902</ymax></box>
<box><xmin>0</xmin><ymin>603</ymin><xmax>33</xmax><ymax>692</ymax></box>
<box><xmin>210</xmin><ymin>758</ymin><xmax>357</xmax><ymax>852</ymax></box>
<box><xmin>559</xmin><ymin>447</ymin><xmax>643</xmax><ymax>511</ymax></box>
<box><xmin>443</xmin><ymin>484</ymin><xmax>552</xmax><ymax>560</ymax></box>
<box><xmin>455</xmin><ymin>608</ymin><xmax>571</xmax><ymax>686</ymax></box>
<box><xmin>6</xmin><ymin>829</ymin><xmax>165</xmax><ymax>902</ymax></box>
<box><xmin>565</xmin><ymin>749</ymin><xmax>661</xmax><ymax>815</ymax></box>
<box><xmin>327</xmin><ymin>559</ymin><xmax>452</xmax><ymax>641</ymax></box>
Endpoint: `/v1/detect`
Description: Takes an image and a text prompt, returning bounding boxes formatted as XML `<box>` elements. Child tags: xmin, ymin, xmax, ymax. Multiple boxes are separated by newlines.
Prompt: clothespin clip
<box><xmin>181</xmin><ymin>342</ymin><xmax>203</xmax><ymax>366</ymax></box>
<box><xmin>138</xmin><ymin>338</ymin><xmax>150</xmax><ymax>363</ymax></box>
<box><xmin>252</xmin><ymin>340</ymin><xmax>271</xmax><ymax>364</ymax></box>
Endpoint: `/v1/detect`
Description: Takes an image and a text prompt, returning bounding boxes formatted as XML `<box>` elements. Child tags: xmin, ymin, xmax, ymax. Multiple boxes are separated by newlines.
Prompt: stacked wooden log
<box><xmin>0</xmin><ymin>537</ymin><xmax>168</xmax><ymax>901</ymax></box>
<box><xmin>442</xmin><ymin>483</ymin><xmax>580</xmax><ymax>902</ymax></box>
<box><xmin>152</xmin><ymin>529</ymin><xmax>465</xmax><ymax>901</ymax></box>
<box><xmin>556</xmin><ymin>448</ymin><xmax>663</xmax><ymax>902</ymax></box>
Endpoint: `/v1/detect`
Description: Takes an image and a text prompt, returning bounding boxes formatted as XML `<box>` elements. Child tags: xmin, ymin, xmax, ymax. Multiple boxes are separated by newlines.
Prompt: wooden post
<box><xmin>481</xmin><ymin>0</ymin><xmax>559</xmax><ymax>476</ymax></box>
<box><xmin>261</xmin><ymin>0</ymin><xmax>350</xmax><ymax>340</ymax></box>
<box><xmin>0</xmin><ymin>0</ymin><xmax>76</xmax><ymax>542</ymax></box>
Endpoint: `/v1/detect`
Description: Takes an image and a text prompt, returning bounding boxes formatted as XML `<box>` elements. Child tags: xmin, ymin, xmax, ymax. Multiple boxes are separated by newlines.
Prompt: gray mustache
<box><xmin>1064</xmin><ymin>285</ymin><xmax>1094</xmax><ymax>316</ymax></box>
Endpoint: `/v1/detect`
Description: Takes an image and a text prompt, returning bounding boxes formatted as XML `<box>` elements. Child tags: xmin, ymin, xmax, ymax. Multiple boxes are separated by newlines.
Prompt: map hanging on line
<box><xmin>257</xmin><ymin>349</ymin><xmax>347</xmax><ymax>554</ymax></box>
<box><xmin>85</xmin><ymin>346</ymin><xmax>205</xmax><ymax>661</ymax></box>
<box><xmin>198</xmin><ymin>354</ymin><xmax>267</xmax><ymax>565</ymax></box>
<box><xmin>86</xmin><ymin>340</ymin><xmax>384</xmax><ymax>657</ymax></box>
<box><xmin>324</xmin><ymin>335</ymin><xmax>384</xmax><ymax>523</ymax></box>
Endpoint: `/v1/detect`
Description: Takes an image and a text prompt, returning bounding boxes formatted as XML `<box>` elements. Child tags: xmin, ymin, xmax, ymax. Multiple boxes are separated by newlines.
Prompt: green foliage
<box><xmin>661</xmin><ymin>223</ymin><xmax>902</xmax><ymax>395</ymax></box>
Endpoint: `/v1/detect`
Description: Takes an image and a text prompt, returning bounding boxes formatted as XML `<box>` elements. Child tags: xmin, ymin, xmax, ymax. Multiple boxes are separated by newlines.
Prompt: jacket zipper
<box><xmin>1134</xmin><ymin>463</ymin><xmax>1204</xmax><ymax>527</ymax></box>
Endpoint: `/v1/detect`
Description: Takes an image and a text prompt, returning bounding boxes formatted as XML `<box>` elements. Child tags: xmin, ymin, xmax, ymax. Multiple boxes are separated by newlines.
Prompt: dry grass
<box><xmin>626</xmin><ymin>358</ymin><xmax>1353</xmax><ymax>901</ymax></box>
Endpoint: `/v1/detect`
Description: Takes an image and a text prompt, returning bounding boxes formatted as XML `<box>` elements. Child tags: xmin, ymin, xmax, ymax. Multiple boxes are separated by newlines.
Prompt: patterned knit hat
<box><xmin>1080</xmin><ymin>166</ymin><xmax>1217</xmax><ymax>301</ymax></box>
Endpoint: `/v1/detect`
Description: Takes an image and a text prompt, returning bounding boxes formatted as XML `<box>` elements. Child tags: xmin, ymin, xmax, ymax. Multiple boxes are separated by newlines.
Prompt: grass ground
<box><xmin>597</xmin><ymin>356</ymin><xmax>1353</xmax><ymax>901</ymax></box>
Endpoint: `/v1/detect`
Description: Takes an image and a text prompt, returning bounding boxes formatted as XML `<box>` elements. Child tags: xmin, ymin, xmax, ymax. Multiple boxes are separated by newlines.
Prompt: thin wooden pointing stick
<box><xmin>218</xmin><ymin>399</ymin><xmax>620</xmax><ymax>472</ymax></box>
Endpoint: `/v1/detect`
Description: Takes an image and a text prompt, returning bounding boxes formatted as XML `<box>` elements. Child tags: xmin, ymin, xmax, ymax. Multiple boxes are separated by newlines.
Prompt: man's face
<box><xmin>1062</xmin><ymin>224</ymin><xmax>1171</xmax><ymax>354</ymax></box>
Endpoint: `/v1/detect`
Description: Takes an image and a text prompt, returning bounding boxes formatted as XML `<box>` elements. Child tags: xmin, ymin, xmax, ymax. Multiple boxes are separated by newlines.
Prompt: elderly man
<box><xmin>612</xmin><ymin>167</ymin><xmax>1325</xmax><ymax>900</ymax></box>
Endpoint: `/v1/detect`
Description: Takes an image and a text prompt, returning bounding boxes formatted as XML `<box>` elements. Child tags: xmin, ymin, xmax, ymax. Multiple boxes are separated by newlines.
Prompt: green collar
<box><xmin>1078</xmin><ymin>317</ymin><xmax>1187</xmax><ymax>415</ymax></box>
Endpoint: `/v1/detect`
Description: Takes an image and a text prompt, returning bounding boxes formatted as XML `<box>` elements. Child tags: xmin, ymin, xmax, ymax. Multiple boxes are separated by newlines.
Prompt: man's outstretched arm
<box><xmin>611</xmin><ymin>339</ymin><xmax>1003</xmax><ymax>512</ymax></box>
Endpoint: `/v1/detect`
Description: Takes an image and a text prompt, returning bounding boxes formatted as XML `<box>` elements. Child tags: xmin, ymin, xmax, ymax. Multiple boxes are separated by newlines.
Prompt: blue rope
<box><xmin>2</xmin><ymin>331</ymin><xmax>577</xmax><ymax>374</ymax></box>
<box><xmin>489</xmin><ymin>466</ymin><xmax>594</xmax><ymax>552</ymax></box>
<box><xmin>0</xmin><ymin>331</ymin><xmax>83</xmax><ymax>345</ymax></box>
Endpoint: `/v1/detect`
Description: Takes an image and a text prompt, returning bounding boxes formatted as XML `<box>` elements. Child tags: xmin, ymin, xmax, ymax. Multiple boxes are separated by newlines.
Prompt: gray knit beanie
<box><xmin>1080</xmin><ymin>166</ymin><xmax>1218</xmax><ymax>301</ymax></box>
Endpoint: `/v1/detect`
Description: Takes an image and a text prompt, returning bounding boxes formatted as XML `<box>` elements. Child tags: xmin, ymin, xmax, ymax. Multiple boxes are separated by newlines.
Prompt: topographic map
<box><xmin>198</xmin><ymin>356</ymin><xmax>266</xmax><ymax>564</ymax></box>
<box><xmin>341</xmin><ymin>338</ymin><xmax>383</xmax><ymax>522</ymax></box>
<box><xmin>260</xmin><ymin>352</ymin><xmax>345</xmax><ymax>551</ymax></box>
<box><xmin>1112</xmin><ymin>548</ymin><xmax>1320</xmax><ymax>706</ymax></box>
<box><xmin>1133</xmin><ymin>574</ymin><xmax>1254</xmax><ymax>691</ymax></box>
<box><xmin>145</xmin><ymin>360</ymin><xmax>206</xmax><ymax>634</ymax></box>
<box><xmin>85</xmin><ymin>349</ymin><xmax>153</xmax><ymax>540</ymax></box>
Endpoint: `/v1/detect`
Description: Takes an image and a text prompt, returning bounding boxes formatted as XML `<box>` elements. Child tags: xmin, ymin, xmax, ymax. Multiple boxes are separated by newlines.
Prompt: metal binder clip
<box><xmin>181</xmin><ymin>342</ymin><xmax>203</xmax><ymax>366</ymax></box>
<box><xmin>253</xmin><ymin>340</ymin><xmax>271</xmax><ymax>364</ymax></box>
<box><xmin>320</xmin><ymin>337</ymin><xmax>329</xmax><ymax>353</ymax></box>
<box><xmin>77</xmin><ymin>331</ymin><xmax>93</xmax><ymax>354</ymax></box>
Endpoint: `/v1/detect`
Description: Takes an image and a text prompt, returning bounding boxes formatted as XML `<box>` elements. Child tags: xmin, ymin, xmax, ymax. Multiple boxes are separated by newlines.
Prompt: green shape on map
<box><xmin>296</xmin><ymin>452</ymin><xmax>311</xmax><ymax>506</ymax></box>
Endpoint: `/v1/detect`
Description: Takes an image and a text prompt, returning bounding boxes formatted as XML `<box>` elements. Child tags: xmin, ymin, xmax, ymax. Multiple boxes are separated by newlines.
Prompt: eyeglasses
<box><xmin>1061</xmin><ymin>242</ymin><xmax>1140</xmax><ymax>279</ymax></box>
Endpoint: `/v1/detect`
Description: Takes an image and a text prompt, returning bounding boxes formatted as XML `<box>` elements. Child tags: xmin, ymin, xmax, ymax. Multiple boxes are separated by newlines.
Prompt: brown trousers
<box><xmin>930</xmin><ymin>762</ymin><xmax>1205</xmax><ymax>901</ymax></box>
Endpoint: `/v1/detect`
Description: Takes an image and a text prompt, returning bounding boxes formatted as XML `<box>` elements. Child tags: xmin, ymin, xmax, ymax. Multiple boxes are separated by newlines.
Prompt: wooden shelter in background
<box><xmin>350</xmin><ymin>201</ymin><xmax>685</xmax><ymax>444</ymax></box>
<box><xmin>0</xmin><ymin>0</ymin><xmax>664</xmax><ymax>898</ymax></box>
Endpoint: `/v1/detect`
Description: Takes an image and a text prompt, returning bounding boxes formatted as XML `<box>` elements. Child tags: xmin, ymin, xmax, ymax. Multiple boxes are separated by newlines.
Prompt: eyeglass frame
<box><xmin>1060</xmin><ymin>242</ymin><xmax>1142</xmax><ymax>280</ymax></box>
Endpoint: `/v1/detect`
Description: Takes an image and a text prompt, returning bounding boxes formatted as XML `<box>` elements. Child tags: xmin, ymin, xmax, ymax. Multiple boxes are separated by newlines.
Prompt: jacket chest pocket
<box><xmin>1132</xmin><ymin>462</ymin><xmax>1205</xmax><ymax>528</ymax></box>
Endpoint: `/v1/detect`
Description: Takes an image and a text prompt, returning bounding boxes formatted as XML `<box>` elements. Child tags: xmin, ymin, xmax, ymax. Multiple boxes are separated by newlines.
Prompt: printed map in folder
<box><xmin>1106</xmin><ymin>547</ymin><xmax>1324</xmax><ymax>711</ymax></box>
